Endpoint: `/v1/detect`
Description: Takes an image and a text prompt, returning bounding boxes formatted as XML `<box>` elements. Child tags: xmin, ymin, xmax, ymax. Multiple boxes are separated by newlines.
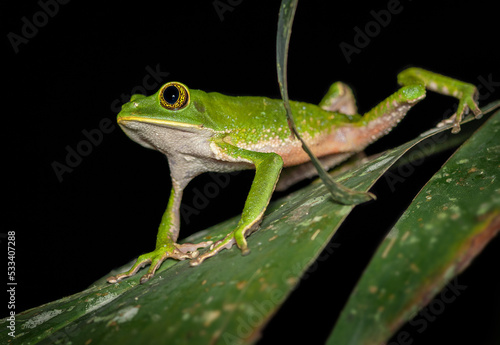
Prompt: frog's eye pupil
<box><xmin>163</xmin><ymin>85</ymin><xmax>179</xmax><ymax>104</ymax></box>
<box><xmin>159</xmin><ymin>82</ymin><xmax>190</xmax><ymax>110</ymax></box>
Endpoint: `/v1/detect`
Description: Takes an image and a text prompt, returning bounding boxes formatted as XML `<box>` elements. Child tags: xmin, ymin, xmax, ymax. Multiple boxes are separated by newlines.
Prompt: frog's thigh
<box><xmin>276</xmin><ymin>152</ymin><xmax>355</xmax><ymax>191</ymax></box>
<box><xmin>319</xmin><ymin>82</ymin><xmax>357</xmax><ymax>115</ymax></box>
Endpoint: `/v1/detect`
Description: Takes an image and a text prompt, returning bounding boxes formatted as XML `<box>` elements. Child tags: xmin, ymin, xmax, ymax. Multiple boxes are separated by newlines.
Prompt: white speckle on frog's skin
<box><xmin>22</xmin><ymin>309</ymin><xmax>63</xmax><ymax>329</ymax></box>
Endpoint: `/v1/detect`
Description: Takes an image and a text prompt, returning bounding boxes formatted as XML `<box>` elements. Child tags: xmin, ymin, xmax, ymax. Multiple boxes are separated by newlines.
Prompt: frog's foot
<box><xmin>190</xmin><ymin>230</ymin><xmax>250</xmax><ymax>267</ymax></box>
<box><xmin>107</xmin><ymin>240</ymin><xmax>212</xmax><ymax>284</ymax></box>
<box><xmin>438</xmin><ymin>86</ymin><xmax>482</xmax><ymax>133</ymax></box>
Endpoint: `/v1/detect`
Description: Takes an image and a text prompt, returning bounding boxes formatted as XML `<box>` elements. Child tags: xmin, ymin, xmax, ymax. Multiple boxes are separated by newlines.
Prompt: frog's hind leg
<box><xmin>277</xmin><ymin>82</ymin><xmax>419</xmax><ymax>191</ymax></box>
<box><xmin>353</xmin><ymin>84</ymin><xmax>427</xmax><ymax>146</ymax></box>
<box><xmin>356</xmin><ymin>68</ymin><xmax>481</xmax><ymax>142</ymax></box>
<box><xmin>319</xmin><ymin>82</ymin><xmax>357</xmax><ymax>115</ymax></box>
<box><xmin>397</xmin><ymin>68</ymin><xmax>481</xmax><ymax>133</ymax></box>
<box><xmin>277</xmin><ymin>84</ymin><xmax>425</xmax><ymax>190</ymax></box>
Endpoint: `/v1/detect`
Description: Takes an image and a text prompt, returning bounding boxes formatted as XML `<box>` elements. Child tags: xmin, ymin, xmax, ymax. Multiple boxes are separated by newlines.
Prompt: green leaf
<box><xmin>327</xmin><ymin>107</ymin><xmax>500</xmax><ymax>345</ymax></box>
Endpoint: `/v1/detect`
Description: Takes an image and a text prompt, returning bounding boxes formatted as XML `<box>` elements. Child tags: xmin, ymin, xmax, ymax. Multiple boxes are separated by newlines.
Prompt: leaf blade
<box><xmin>327</xmin><ymin>108</ymin><xmax>500</xmax><ymax>345</ymax></box>
<box><xmin>1</xmin><ymin>115</ymin><xmax>445</xmax><ymax>345</ymax></box>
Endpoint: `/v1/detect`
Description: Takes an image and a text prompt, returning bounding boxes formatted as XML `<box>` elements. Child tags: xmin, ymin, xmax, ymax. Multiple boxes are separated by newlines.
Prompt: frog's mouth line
<box><xmin>117</xmin><ymin>115</ymin><xmax>204</xmax><ymax>130</ymax></box>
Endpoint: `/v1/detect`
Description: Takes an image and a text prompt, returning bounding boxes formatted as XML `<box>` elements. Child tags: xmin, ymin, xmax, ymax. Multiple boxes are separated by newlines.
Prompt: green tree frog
<box><xmin>107</xmin><ymin>67</ymin><xmax>481</xmax><ymax>283</ymax></box>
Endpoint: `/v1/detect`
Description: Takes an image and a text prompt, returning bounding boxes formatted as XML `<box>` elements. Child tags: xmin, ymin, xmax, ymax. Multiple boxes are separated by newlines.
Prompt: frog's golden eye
<box><xmin>159</xmin><ymin>82</ymin><xmax>190</xmax><ymax>110</ymax></box>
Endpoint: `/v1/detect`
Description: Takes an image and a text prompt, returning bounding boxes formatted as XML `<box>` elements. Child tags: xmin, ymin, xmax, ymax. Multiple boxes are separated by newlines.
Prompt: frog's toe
<box><xmin>139</xmin><ymin>253</ymin><xmax>169</xmax><ymax>284</ymax></box>
<box><xmin>436</xmin><ymin>113</ymin><xmax>457</xmax><ymax>129</ymax></box>
<box><xmin>450</xmin><ymin>88</ymin><xmax>482</xmax><ymax>133</ymax></box>
<box><xmin>438</xmin><ymin>98</ymin><xmax>482</xmax><ymax>134</ymax></box>
<box><xmin>190</xmin><ymin>236</ymin><xmax>238</xmax><ymax>267</ymax></box>
<box><xmin>107</xmin><ymin>255</ymin><xmax>152</xmax><ymax>283</ymax></box>
<box><xmin>466</xmin><ymin>96</ymin><xmax>482</xmax><ymax>119</ymax></box>
<box><xmin>107</xmin><ymin>240</ymin><xmax>213</xmax><ymax>284</ymax></box>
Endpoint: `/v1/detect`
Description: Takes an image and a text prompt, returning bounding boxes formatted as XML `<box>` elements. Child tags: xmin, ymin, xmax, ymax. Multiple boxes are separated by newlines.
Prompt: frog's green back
<box><xmin>194</xmin><ymin>89</ymin><xmax>360</xmax><ymax>142</ymax></box>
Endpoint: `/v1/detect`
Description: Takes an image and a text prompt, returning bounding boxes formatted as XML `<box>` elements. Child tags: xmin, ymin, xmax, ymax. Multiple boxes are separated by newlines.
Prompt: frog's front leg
<box><xmin>107</xmin><ymin>182</ymin><xmax>212</xmax><ymax>284</ymax></box>
<box><xmin>190</xmin><ymin>142</ymin><xmax>283</xmax><ymax>266</ymax></box>
<box><xmin>397</xmin><ymin>68</ymin><xmax>481</xmax><ymax>133</ymax></box>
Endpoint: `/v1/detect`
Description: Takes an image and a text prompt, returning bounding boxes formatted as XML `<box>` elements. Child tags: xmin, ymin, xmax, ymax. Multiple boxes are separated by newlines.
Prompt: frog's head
<box><xmin>117</xmin><ymin>82</ymin><xmax>215</xmax><ymax>151</ymax></box>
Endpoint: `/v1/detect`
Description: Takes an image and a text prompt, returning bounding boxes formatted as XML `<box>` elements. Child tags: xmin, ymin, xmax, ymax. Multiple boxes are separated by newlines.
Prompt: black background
<box><xmin>4</xmin><ymin>0</ymin><xmax>500</xmax><ymax>344</ymax></box>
